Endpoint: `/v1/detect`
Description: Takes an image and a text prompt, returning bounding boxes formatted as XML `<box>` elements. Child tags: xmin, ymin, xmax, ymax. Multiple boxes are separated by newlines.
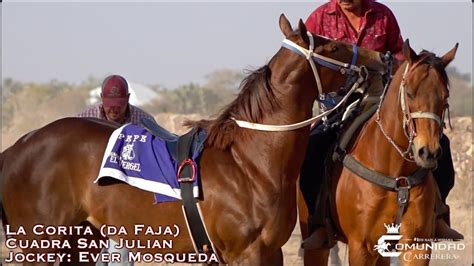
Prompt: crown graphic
<box><xmin>384</xmin><ymin>223</ymin><xmax>401</xmax><ymax>234</ymax></box>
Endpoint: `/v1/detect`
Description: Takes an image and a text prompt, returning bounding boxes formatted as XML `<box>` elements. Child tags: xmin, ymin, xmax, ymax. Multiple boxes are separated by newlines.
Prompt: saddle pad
<box><xmin>95</xmin><ymin>124</ymin><xmax>200</xmax><ymax>203</ymax></box>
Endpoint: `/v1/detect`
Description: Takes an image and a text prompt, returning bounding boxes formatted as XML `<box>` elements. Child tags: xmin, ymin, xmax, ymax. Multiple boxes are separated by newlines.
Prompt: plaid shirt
<box><xmin>78</xmin><ymin>103</ymin><xmax>156</xmax><ymax>127</ymax></box>
<box><xmin>306</xmin><ymin>0</ymin><xmax>404</xmax><ymax>61</ymax></box>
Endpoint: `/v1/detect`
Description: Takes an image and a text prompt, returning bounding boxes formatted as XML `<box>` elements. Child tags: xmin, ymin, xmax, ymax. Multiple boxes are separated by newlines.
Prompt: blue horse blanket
<box><xmin>95</xmin><ymin>124</ymin><xmax>204</xmax><ymax>203</ymax></box>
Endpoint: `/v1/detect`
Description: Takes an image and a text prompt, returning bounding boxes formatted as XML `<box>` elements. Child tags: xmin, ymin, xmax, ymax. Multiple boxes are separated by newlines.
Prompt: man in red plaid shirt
<box><xmin>78</xmin><ymin>74</ymin><xmax>156</xmax><ymax>127</ymax></box>
<box><xmin>305</xmin><ymin>0</ymin><xmax>404</xmax><ymax>61</ymax></box>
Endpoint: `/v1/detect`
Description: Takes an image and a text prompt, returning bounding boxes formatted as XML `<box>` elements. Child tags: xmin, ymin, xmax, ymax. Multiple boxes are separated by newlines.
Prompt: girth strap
<box><xmin>343</xmin><ymin>154</ymin><xmax>428</xmax><ymax>224</ymax></box>
<box><xmin>177</xmin><ymin>129</ymin><xmax>219</xmax><ymax>260</ymax></box>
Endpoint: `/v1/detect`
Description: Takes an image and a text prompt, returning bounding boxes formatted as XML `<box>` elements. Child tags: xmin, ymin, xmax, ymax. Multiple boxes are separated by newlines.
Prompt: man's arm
<box><xmin>385</xmin><ymin>9</ymin><xmax>404</xmax><ymax>62</ymax></box>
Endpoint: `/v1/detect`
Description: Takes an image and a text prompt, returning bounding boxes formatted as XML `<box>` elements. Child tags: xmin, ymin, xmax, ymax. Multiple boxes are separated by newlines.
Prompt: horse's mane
<box><xmin>418</xmin><ymin>50</ymin><xmax>450</xmax><ymax>87</ymax></box>
<box><xmin>185</xmin><ymin>65</ymin><xmax>279</xmax><ymax>150</ymax></box>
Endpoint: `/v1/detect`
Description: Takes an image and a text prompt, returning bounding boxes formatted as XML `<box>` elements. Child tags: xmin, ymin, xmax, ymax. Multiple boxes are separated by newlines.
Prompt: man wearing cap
<box><xmin>78</xmin><ymin>74</ymin><xmax>155</xmax><ymax>266</ymax></box>
<box><xmin>79</xmin><ymin>74</ymin><xmax>155</xmax><ymax>126</ymax></box>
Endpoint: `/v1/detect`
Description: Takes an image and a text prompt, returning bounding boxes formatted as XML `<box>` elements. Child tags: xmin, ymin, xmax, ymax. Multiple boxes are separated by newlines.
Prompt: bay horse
<box><xmin>0</xmin><ymin>15</ymin><xmax>386</xmax><ymax>265</ymax></box>
<box><xmin>299</xmin><ymin>40</ymin><xmax>458</xmax><ymax>266</ymax></box>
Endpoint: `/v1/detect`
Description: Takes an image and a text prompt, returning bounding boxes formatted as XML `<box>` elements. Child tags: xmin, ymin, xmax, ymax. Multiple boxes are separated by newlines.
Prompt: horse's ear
<box><xmin>279</xmin><ymin>13</ymin><xmax>293</xmax><ymax>38</ymax></box>
<box><xmin>298</xmin><ymin>19</ymin><xmax>310</xmax><ymax>44</ymax></box>
<box><xmin>403</xmin><ymin>39</ymin><xmax>418</xmax><ymax>64</ymax></box>
<box><xmin>440</xmin><ymin>43</ymin><xmax>458</xmax><ymax>67</ymax></box>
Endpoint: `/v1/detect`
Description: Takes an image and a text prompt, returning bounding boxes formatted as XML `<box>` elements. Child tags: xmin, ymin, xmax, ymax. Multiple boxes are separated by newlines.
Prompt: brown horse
<box><xmin>1</xmin><ymin>15</ymin><xmax>386</xmax><ymax>265</ymax></box>
<box><xmin>299</xmin><ymin>40</ymin><xmax>458</xmax><ymax>266</ymax></box>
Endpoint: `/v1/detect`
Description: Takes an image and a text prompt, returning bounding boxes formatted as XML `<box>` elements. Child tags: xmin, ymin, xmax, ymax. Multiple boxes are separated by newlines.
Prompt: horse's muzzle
<box><xmin>414</xmin><ymin>145</ymin><xmax>442</xmax><ymax>169</ymax></box>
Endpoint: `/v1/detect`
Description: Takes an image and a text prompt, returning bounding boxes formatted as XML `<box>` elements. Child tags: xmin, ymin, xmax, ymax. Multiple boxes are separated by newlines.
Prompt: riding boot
<box><xmin>301</xmin><ymin>226</ymin><xmax>330</xmax><ymax>250</ymax></box>
<box><xmin>435</xmin><ymin>205</ymin><xmax>464</xmax><ymax>240</ymax></box>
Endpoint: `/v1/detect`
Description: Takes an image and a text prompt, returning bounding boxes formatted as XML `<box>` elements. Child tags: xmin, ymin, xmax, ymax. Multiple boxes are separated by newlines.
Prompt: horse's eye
<box><xmin>331</xmin><ymin>46</ymin><xmax>338</xmax><ymax>53</ymax></box>
<box><xmin>404</xmin><ymin>85</ymin><xmax>415</xmax><ymax>99</ymax></box>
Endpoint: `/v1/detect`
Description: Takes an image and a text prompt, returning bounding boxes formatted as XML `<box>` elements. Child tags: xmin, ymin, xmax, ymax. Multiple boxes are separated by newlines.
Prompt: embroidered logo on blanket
<box><xmin>95</xmin><ymin>124</ymin><xmax>203</xmax><ymax>203</ymax></box>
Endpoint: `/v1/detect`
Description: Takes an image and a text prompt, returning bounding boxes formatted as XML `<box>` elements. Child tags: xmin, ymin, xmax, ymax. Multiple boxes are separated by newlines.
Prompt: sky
<box><xmin>2</xmin><ymin>1</ymin><xmax>472</xmax><ymax>89</ymax></box>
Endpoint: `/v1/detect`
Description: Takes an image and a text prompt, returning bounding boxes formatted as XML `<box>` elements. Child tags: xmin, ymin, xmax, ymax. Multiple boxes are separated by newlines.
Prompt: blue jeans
<box><xmin>96</xmin><ymin>239</ymin><xmax>133</xmax><ymax>266</ymax></box>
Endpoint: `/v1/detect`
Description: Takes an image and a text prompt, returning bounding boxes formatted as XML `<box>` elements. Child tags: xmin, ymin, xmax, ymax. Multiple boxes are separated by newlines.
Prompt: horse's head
<box><xmin>190</xmin><ymin>15</ymin><xmax>391</xmax><ymax>148</ymax></box>
<box><xmin>399</xmin><ymin>40</ymin><xmax>458</xmax><ymax>168</ymax></box>
<box><xmin>278</xmin><ymin>14</ymin><xmax>388</xmax><ymax>99</ymax></box>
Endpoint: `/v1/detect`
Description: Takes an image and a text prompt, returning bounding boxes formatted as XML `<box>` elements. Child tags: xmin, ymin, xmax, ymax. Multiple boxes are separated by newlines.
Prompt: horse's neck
<box><xmin>233</xmin><ymin>89</ymin><xmax>313</xmax><ymax>193</ymax></box>
<box><xmin>353</xmin><ymin>65</ymin><xmax>418</xmax><ymax>175</ymax></box>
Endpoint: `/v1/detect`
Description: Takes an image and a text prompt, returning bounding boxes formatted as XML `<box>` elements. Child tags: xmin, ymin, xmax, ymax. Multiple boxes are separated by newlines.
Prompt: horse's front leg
<box><xmin>348</xmin><ymin>240</ymin><xmax>379</xmax><ymax>266</ymax></box>
<box><xmin>265</xmin><ymin>248</ymin><xmax>284</xmax><ymax>266</ymax></box>
<box><xmin>230</xmin><ymin>246</ymin><xmax>283</xmax><ymax>266</ymax></box>
<box><xmin>304</xmin><ymin>248</ymin><xmax>330</xmax><ymax>266</ymax></box>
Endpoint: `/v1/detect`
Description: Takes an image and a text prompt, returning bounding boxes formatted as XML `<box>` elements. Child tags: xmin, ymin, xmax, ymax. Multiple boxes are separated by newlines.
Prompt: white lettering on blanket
<box><xmin>106</xmin><ymin>133</ymin><xmax>149</xmax><ymax>173</ymax></box>
<box><xmin>110</xmin><ymin>152</ymin><xmax>119</xmax><ymax>163</ymax></box>
<box><xmin>118</xmin><ymin>133</ymin><xmax>148</xmax><ymax>143</ymax></box>
<box><xmin>121</xmin><ymin>161</ymin><xmax>142</xmax><ymax>172</ymax></box>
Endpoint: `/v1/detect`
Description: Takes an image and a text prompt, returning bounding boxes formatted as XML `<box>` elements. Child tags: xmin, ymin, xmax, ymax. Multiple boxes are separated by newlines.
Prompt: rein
<box><xmin>231</xmin><ymin>32</ymin><xmax>369</xmax><ymax>132</ymax></box>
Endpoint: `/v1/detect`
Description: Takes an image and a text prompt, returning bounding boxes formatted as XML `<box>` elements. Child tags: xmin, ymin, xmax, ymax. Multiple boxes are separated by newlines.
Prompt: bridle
<box><xmin>231</xmin><ymin>32</ymin><xmax>373</xmax><ymax>132</ymax></box>
<box><xmin>282</xmin><ymin>33</ymin><xmax>363</xmax><ymax>99</ymax></box>
<box><xmin>376</xmin><ymin>56</ymin><xmax>450</xmax><ymax>162</ymax></box>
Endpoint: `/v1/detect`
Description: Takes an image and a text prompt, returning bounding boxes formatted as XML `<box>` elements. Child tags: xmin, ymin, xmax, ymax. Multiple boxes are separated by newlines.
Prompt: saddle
<box><xmin>310</xmin><ymin>104</ymin><xmax>375</xmax><ymax>246</ymax></box>
<box><xmin>141</xmin><ymin>118</ymin><xmax>206</xmax><ymax>162</ymax></box>
<box><xmin>141</xmin><ymin>117</ymin><xmax>220</xmax><ymax>260</ymax></box>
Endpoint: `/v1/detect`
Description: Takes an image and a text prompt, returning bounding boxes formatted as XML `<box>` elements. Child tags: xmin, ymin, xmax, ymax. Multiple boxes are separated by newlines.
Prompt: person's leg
<box><xmin>96</xmin><ymin>246</ymin><xmax>109</xmax><ymax>266</ymax></box>
<box><xmin>432</xmin><ymin>134</ymin><xmax>463</xmax><ymax>239</ymax></box>
<box><xmin>433</xmin><ymin>134</ymin><xmax>455</xmax><ymax>204</ymax></box>
<box><xmin>96</xmin><ymin>239</ymin><xmax>133</xmax><ymax>266</ymax></box>
<box><xmin>300</xmin><ymin>125</ymin><xmax>337</xmax><ymax>249</ymax></box>
<box><xmin>108</xmin><ymin>239</ymin><xmax>133</xmax><ymax>266</ymax></box>
<box><xmin>300</xmin><ymin>126</ymin><xmax>336</xmax><ymax>216</ymax></box>
<box><xmin>300</xmin><ymin>129</ymin><xmax>327</xmax><ymax>216</ymax></box>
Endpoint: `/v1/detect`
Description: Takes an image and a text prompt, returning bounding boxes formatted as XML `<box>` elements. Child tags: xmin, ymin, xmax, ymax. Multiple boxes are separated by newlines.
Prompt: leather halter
<box><xmin>376</xmin><ymin>56</ymin><xmax>448</xmax><ymax>161</ymax></box>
